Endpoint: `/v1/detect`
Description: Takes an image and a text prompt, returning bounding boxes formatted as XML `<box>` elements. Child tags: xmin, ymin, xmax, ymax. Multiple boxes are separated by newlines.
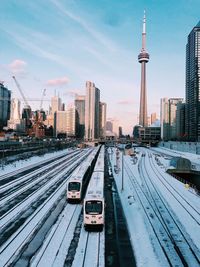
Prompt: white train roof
<box><xmin>85</xmin><ymin>171</ymin><xmax>104</xmax><ymax>200</ymax></box>
<box><xmin>94</xmin><ymin>146</ymin><xmax>104</xmax><ymax>172</ymax></box>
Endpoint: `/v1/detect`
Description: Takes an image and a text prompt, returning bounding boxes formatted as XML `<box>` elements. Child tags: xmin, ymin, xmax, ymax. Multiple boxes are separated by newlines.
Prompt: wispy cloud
<box><xmin>1</xmin><ymin>28</ymin><xmax>72</xmax><ymax>70</ymax></box>
<box><xmin>84</xmin><ymin>46</ymin><xmax>113</xmax><ymax>68</ymax></box>
<box><xmin>46</xmin><ymin>77</ymin><xmax>69</xmax><ymax>86</ymax></box>
<box><xmin>9</xmin><ymin>59</ymin><xmax>27</xmax><ymax>74</ymax></box>
<box><xmin>50</xmin><ymin>0</ymin><xmax>117</xmax><ymax>52</ymax></box>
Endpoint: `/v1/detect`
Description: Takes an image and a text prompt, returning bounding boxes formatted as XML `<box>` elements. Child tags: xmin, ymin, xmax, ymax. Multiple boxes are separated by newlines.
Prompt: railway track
<box><xmin>30</xmin><ymin>205</ymin><xmax>82</xmax><ymax>267</ymax></box>
<box><xmin>72</xmin><ymin>228</ymin><xmax>104</xmax><ymax>267</ymax></box>
<box><xmin>0</xmin><ymin>150</ymin><xmax>81</xmax><ymax>204</ymax></box>
<box><xmin>139</xmin><ymin>154</ymin><xmax>200</xmax><ymax>266</ymax></box>
<box><xmin>0</xmin><ymin>150</ymin><xmax>72</xmax><ymax>184</ymax></box>
<box><xmin>149</xmin><ymin>152</ymin><xmax>200</xmax><ymax>224</ymax></box>
<box><xmin>124</xmin><ymin>158</ymin><xmax>199</xmax><ymax>266</ymax></box>
<box><xmin>0</xmin><ymin>151</ymin><xmax>92</xmax><ymax>265</ymax></box>
<box><xmin>0</xmin><ymin>151</ymin><xmax>86</xmax><ymax>223</ymax></box>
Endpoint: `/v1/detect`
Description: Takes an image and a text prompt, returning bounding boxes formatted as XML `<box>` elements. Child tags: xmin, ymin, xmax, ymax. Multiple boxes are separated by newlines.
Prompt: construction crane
<box><xmin>12</xmin><ymin>76</ymin><xmax>30</xmax><ymax>108</ymax></box>
<box><xmin>12</xmin><ymin>75</ymin><xmax>32</xmax><ymax>128</ymax></box>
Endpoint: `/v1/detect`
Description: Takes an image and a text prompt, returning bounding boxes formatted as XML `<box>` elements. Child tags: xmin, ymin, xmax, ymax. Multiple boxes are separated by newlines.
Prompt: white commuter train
<box><xmin>83</xmin><ymin>146</ymin><xmax>105</xmax><ymax>231</ymax></box>
<box><xmin>67</xmin><ymin>148</ymin><xmax>99</xmax><ymax>203</ymax></box>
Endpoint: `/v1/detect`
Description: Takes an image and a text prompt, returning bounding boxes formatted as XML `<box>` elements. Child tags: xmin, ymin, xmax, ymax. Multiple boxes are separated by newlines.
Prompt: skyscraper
<box><xmin>160</xmin><ymin>97</ymin><xmax>183</xmax><ymax>140</ymax></box>
<box><xmin>66</xmin><ymin>105</ymin><xmax>76</xmax><ymax>137</ymax></box>
<box><xmin>75</xmin><ymin>95</ymin><xmax>85</xmax><ymax>138</ymax></box>
<box><xmin>185</xmin><ymin>21</ymin><xmax>200</xmax><ymax>141</ymax></box>
<box><xmin>54</xmin><ymin>106</ymin><xmax>75</xmax><ymax>137</ymax></box>
<box><xmin>99</xmin><ymin>102</ymin><xmax>107</xmax><ymax>138</ymax></box>
<box><xmin>138</xmin><ymin>11</ymin><xmax>149</xmax><ymax>127</ymax></box>
<box><xmin>85</xmin><ymin>81</ymin><xmax>100</xmax><ymax>140</ymax></box>
<box><xmin>176</xmin><ymin>102</ymin><xmax>185</xmax><ymax>140</ymax></box>
<box><xmin>51</xmin><ymin>96</ymin><xmax>62</xmax><ymax>116</ymax></box>
<box><xmin>0</xmin><ymin>82</ymin><xmax>11</xmax><ymax>130</ymax></box>
<box><xmin>160</xmin><ymin>98</ymin><xmax>169</xmax><ymax>140</ymax></box>
<box><xmin>8</xmin><ymin>98</ymin><xmax>24</xmax><ymax>131</ymax></box>
<box><xmin>169</xmin><ymin>98</ymin><xmax>184</xmax><ymax>140</ymax></box>
<box><xmin>10</xmin><ymin>98</ymin><xmax>20</xmax><ymax>121</ymax></box>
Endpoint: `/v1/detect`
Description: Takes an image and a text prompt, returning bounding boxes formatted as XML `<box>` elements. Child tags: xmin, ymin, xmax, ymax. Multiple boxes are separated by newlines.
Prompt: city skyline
<box><xmin>0</xmin><ymin>1</ymin><xmax>200</xmax><ymax>134</ymax></box>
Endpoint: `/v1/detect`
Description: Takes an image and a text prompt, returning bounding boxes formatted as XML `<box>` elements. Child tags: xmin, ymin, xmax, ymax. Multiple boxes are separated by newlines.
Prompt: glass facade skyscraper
<box><xmin>75</xmin><ymin>95</ymin><xmax>85</xmax><ymax>138</ymax></box>
<box><xmin>85</xmin><ymin>81</ymin><xmax>100</xmax><ymax>140</ymax></box>
<box><xmin>185</xmin><ymin>21</ymin><xmax>200</xmax><ymax>141</ymax></box>
<box><xmin>0</xmin><ymin>82</ymin><xmax>11</xmax><ymax>130</ymax></box>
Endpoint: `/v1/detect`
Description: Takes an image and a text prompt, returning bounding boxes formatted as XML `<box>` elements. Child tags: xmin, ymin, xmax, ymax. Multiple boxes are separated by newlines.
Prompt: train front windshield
<box><xmin>85</xmin><ymin>201</ymin><xmax>102</xmax><ymax>214</ymax></box>
<box><xmin>68</xmin><ymin>182</ymin><xmax>81</xmax><ymax>191</ymax></box>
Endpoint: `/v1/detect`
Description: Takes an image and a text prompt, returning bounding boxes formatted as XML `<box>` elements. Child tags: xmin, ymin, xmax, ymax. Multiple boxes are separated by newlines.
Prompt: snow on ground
<box><xmin>109</xmin><ymin>149</ymin><xmax>169</xmax><ymax>267</ymax></box>
<box><xmin>145</xmin><ymin>152</ymin><xmax>200</xmax><ymax>249</ymax></box>
<box><xmin>0</xmin><ymin>148</ymin><xmax>73</xmax><ymax>176</ymax></box>
<box><xmin>152</xmin><ymin>147</ymin><xmax>200</xmax><ymax>170</ymax></box>
<box><xmin>109</xmin><ymin>148</ymin><xmax>200</xmax><ymax>267</ymax></box>
<box><xmin>31</xmin><ymin>205</ymin><xmax>82</xmax><ymax>267</ymax></box>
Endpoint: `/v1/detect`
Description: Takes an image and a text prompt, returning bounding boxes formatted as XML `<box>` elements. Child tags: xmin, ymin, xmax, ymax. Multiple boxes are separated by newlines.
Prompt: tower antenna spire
<box><xmin>142</xmin><ymin>10</ymin><xmax>146</xmax><ymax>51</ymax></box>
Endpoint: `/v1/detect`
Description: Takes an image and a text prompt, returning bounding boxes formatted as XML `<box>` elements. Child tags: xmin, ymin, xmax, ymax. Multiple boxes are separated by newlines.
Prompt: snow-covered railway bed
<box><xmin>146</xmin><ymin>152</ymin><xmax>200</xmax><ymax>250</ymax></box>
<box><xmin>31</xmin><ymin>204</ymin><xmax>82</xmax><ymax>267</ymax></box>
<box><xmin>149</xmin><ymin>152</ymin><xmax>200</xmax><ymax>223</ymax></box>
<box><xmin>0</xmin><ymin>151</ymin><xmax>92</xmax><ymax>267</ymax></box>
<box><xmin>72</xmin><ymin>227</ymin><xmax>104</xmax><ymax>267</ymax></box>
<box><xmin>139</xmin><ymin>155</ymin><xmax>200</xmax><ymax>266</ymax></box>
<box><xmin>124</xmin><ymin>161</ymin><xmax>198</xmax><ymax>266</ymax></box>
<box><xmin>0</xmin><ymin>150</ymin><xmax>80</xmax><ymax>201</ymax></box>
<box><xmin>0</xmin><ymin>151</ymin><xmax>89</xmax><ymax>248</ymax></box>
<box><xmin>0</xmin><ymin>150</ymin><xmax>84</xmax><ymax>219</ymax></box>
<box><xmin>0</xmin><ymin>150</ymin><xmax>72</xmax><ymax>184</ymax></box>
<box><xmin>0</xmin><ymin>178</ymin><xmax>70</xmax><ymax>266</ymax></box>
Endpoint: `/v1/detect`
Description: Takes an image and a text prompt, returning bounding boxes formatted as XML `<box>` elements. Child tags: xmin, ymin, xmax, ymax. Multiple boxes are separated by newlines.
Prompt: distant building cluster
<box><xmin>0</xmin><ymin>80</ymin><xmax>107</xmax><ymax>141</ymax></box>
<box><xmin>1</xmin><ymin>19</ymin><xmax>200</xmax><ymax>142</ymax></box>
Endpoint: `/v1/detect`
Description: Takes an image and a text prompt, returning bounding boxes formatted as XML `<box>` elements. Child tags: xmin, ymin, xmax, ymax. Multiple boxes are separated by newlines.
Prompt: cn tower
<box><xmin>138</xmin><ymin>11</ymin><xmax>149</xmax><ymax>127</ymax></box>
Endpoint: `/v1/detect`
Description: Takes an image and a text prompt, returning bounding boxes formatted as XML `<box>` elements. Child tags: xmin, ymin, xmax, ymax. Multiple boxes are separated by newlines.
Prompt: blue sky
<box><xmin>0</xmin><ymin>0</ymin><xmax>200</xmax><ymax>134</ymax></box>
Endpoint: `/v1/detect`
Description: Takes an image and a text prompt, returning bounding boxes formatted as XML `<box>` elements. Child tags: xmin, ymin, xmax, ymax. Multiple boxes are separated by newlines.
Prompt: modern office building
<box><xmin>99</xmin><ymin>102</ymin><xmax>107</xmax><ymax>138</ymax></box>
<box><xmin>10</xmin><ymin>98</ymin><xmax>20</xmax><ymax>121</ymax></box>
<box><xmin>185</xmin><ymin>21</ymin><xmax>200</xmax><ymax>141</ymax></box>
<box><xmin>176</xmin><ymin>102</ymin><xmax>186</xmax><ymax>140</ymax></box>
<box><xmin>51</xmin><ymin>96</ymin><xmax>62</xmax><ymax>116</ymax></box>
<box><xmin>7</xmin><ymin>98</ymin><xmax>25</xmax><ymax>131</ymax></box>
<box><xmin>160</xmin><ymin>97</ymin><xmax>184</xmax><ymax>140</ymax></box>
<box><xmin>75</xmin><ymin>95</ymin><xmax>85</xmax><ymax>138</ymax></box>
<box><xmin>160</xmin><ymin>98</ymin><xmax>169</xmax><ymax>140</ymax></box>
<box><xmin>169</xmin><ymin>98</ymin><xmax>184</xmax><ymax>140</ymax></box>
<box><xmin>66</xmin><ymin>105</ymin><xmax>76</xmax><ymax>137</ymax></box>
<box><xmin>54</xmin><ymin>111</ymin><xmax>67</xmax><ymax>137</ymax></box>
<box><xmin>54</xmin><ymin>107</ymin><xmax>76</xmax><ymax>137</ymax></box>
<box><xmin>138</xmin><ymin>11</ymin><xmax>149</xmax><ymax>127</ymax></box>
<box><xmin>85</xmin><ymin>81</ymin><xmax>100</xmax><ymax>140</ymax></box>
<box><xmin>0</xmin><ymin>82</ymin><xmax>11</xmax><ymax>130</ymax></box>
